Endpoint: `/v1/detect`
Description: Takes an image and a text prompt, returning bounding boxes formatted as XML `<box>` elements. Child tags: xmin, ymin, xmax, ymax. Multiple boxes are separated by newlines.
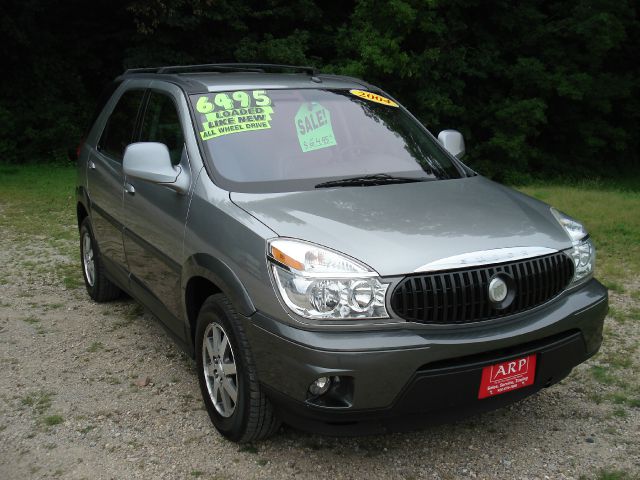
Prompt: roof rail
<box><xmin>123</xmin><ymin>63</ymin><xmax>318</xmax><ymax>76</ymax></box>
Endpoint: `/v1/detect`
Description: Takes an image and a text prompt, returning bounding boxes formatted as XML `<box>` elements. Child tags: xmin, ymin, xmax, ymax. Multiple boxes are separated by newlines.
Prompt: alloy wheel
<box><xmin>202</xmin><ymin>322</ymin><xmax>238</xmax><ymax>418</ymax></box>
<box><xmin>82</xmin><ymin>231</ymin><xmax>96</xmax><ymax>287</ymax></box>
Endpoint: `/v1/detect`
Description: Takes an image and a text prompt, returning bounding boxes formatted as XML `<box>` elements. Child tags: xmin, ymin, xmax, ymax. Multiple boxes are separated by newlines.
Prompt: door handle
<box><xmin>88</xmin><ymin>160</ymin><xmax>96</xmax><ymax>170</ymax></box>
<box><xmin>124</xmin><ymin>183</ymin><xmax>136</xmax><ymax>195</ymax></box>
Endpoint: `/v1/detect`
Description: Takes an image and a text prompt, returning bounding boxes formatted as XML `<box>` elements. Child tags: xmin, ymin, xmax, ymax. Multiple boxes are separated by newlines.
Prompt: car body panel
<box><xmin>121</xmin><ymin>81</ymin><xmax>198</xmax><ymax>340</ymax></box>
<box><xmin>231</xmin><ymin>175</ymin><xmax>573</xmax><ymax>276</ymax></box>
<box><xmin>182</xmin><ymin>172</ymin><xmax>283</xmax><ymax>323</ymax></box>
<box><xmin>244</xmin><ymin>278</ymin><xmax>606</xmax><ymax>410</ymax></box>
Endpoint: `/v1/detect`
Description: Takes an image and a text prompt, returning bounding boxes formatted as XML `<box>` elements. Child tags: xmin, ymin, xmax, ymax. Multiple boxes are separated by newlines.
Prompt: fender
<box><xmin>182</xmin><ymin>253</ymin><xmax>256</xmax><ymax>317</ymax></box>
<box><xmin>76</xmin><ymin>185</ymin><xmax>90</xmax><ymax>214</ymax></box>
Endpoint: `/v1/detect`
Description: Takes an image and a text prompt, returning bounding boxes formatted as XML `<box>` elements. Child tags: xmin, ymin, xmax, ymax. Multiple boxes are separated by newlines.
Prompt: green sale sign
<box><xmin>294</xmin><ymin>102</ymin><xmax>337</xmax><ymax>153</ymax></box>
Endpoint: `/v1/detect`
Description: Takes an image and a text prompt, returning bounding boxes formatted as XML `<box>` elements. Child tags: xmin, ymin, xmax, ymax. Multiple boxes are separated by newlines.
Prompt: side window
<box><xmin>140</xmin><ymin>92</ymin><xmax>185</xmax><ymax>166</ymax></box>
<box><xmin>85</xmin><ymin>81</ymin><xmax>121</xmax><ymax>137</ymax></box>
<box><xmin>98</xmin><ymin>89</ymin><xmax>145</xmax><ymax>161</ymax></box>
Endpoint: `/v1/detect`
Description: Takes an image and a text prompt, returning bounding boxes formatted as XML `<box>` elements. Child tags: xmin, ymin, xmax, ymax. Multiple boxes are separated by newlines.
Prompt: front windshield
<box><xmin>190</xmin><ymin>88</ymin><xmax>463</xmax><ymax>192</ymax></box>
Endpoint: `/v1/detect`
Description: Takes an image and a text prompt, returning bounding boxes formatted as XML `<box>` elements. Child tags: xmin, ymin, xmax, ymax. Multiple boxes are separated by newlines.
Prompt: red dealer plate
<box><xmin>478</xmin><ymin>354</ymin><xmax>537</xmax><ymax>399</ymax></box>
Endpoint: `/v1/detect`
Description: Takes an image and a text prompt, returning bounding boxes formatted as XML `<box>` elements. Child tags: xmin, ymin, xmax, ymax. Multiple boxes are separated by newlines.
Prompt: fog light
<box><xmin>309</xmin><ymin>376</ymin><xmax>331</xmax><ymax>396</ymax></box>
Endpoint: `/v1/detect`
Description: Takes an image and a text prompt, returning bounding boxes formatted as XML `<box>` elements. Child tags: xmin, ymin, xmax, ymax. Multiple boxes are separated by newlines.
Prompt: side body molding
<box><xmin>182</xmin><ymin>253</ymin><xmax>256</xmax><ymax>317</ymax></box>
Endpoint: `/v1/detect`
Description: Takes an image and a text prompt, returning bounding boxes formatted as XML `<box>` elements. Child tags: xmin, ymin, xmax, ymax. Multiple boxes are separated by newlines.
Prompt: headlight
<box><xmin>551</xmin><ymin>208</ymin><xmax>595</xmax><ymax>284</ymax></box>
<box><xmin>268</xmin><ymin>239</ymin><xmax>389</xmax><ymax>320</ymax></box>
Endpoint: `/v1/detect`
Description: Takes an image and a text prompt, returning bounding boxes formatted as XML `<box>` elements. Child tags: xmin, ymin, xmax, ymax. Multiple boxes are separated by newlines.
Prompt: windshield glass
<box><xmin>190</xmin><ymin>88</ymin><xmax>463</xmax><ymax>192</ymax></box>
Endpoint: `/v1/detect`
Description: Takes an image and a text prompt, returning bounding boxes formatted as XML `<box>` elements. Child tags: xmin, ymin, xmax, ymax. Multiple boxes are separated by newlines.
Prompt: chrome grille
<box><xmin>391</xmin><ymin>252</ymin><xmax>574</xmax><ymax>324</ymax></box>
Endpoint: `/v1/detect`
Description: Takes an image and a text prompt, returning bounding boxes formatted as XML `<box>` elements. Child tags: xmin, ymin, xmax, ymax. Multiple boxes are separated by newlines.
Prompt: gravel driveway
<box><xmin>1</xmin><ymin>225</ymin><xmax>639</xmax><ymax>480</ymax></box>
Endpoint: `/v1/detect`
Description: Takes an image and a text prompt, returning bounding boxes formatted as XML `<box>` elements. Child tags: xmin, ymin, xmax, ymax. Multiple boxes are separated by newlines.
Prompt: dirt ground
<box><xmin>1</xmin><ymin>226</ymin><xmax>639</xmax><ymax>480</ymax></box>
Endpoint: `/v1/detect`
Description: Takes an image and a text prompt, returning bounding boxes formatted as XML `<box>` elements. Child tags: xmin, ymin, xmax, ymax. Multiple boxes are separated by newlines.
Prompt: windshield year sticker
<box><xmin>295</xmin><ymin>102</ymin><xmax>337</xmax><ymax>153</ymax></box>
<box><xmin>196</xmin><ymin>90</ymin><xmax>274</xmax><ymax>141</ymax></box>
<box><xmin>349</xmin><ymin>89</ymin><xmax>398</xmax><ymax>107</ymax></box>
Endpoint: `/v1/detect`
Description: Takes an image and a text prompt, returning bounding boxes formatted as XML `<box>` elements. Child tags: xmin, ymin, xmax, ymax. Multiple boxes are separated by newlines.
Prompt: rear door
<box><xmin>87</xmin><ymin>86</ymin><xmax>147</xmax><ymax>284</ymax></box>
<box><xmin>122</xmin><ymin>84</ymin><xmax>195</xmax><ymax>340</ymax></box>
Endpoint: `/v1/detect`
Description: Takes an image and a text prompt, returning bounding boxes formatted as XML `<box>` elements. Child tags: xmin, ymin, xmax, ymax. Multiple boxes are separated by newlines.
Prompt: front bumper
<box><xmin>243</xmin><ymin>278</ymin><xmax>607</xmax><ymax>434</ymax></box>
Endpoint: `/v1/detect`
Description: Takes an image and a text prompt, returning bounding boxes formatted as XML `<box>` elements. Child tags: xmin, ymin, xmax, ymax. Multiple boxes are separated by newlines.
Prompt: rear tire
<box><xmin>79</xmin><ymin>217</ymin><xmax>121</xmax><ymax>302</ymax></box>
<box><xmin>195</xmin><ymin>294</ymin><xmax>280</xmax><ymax>442</ymax></box>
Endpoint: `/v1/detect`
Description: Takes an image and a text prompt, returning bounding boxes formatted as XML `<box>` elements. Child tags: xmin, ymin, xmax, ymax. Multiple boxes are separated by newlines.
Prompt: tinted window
<box><xmin>190</xmin><ymin>89</ymin><xmax>463</xmax><ymax>193</ymax></box>
<box><xmin>85</xmin><ymin>81</ymin><xmax>121</xmax><ymax>138</ymax></box>
<box><xmin>140</xmin><ymin>92</ymin><xmax>185</xmax><ymax>165</ymax></box>
<box><xmin>98</xmin><ymin>89</ymin><xmax>145</xmax><ymax>160</ymax></box>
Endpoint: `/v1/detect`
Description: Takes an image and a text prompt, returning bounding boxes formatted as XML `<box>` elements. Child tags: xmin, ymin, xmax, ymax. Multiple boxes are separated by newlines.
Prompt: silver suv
<box><xmin>76</xmin><ymin>63</ymin><xmax>607</xmax><ymax>442</ymax></box>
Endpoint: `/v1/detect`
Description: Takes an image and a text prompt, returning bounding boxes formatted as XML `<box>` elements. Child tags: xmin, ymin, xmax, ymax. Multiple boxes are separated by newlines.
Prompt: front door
<box><xmin>87</xmin><ymin>88</ymin><xmax>146</xmax><ymax>284</ymax></box>
<box><xmin>122</xmin><ymin>88</ymin><xmax>193</xmax><ymax>340</ymax></box>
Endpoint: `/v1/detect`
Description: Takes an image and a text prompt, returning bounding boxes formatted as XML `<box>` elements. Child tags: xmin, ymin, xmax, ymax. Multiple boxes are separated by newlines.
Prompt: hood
<box><xmin>230</xmin><ymin>176</ymin><xmax>572</xmax><ymax>276</ymax></box>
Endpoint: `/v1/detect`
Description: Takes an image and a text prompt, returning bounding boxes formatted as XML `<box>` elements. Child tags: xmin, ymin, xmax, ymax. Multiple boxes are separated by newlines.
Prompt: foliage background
<box><xmin>1</xmin><ymin>0</ymin><xmax>638</xmax><ymax>182</ymax></box>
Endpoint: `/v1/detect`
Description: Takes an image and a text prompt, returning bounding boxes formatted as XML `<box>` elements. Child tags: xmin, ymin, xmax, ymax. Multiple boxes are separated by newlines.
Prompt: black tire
<box><xmin>195</xmin><ymin>294</ymin><xmax>280</xmax><ymax>442</ymax></box>
<box><xmin>79</xmin><ymin>217</ymin><xmax>121</xmax><ymax>302</ymax></box>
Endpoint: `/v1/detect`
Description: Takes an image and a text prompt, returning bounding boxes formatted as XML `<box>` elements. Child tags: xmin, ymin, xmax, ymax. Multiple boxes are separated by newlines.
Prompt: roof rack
<box><xmin>123</xmin><ymin>63</ymin><xmax>318</xmax><ymax>76</ymax></box>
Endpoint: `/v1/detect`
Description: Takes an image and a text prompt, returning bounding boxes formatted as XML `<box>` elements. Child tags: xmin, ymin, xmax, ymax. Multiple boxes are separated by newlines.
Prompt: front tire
<box><xmin>79</xmin><ymin>217</ymin><xmax>121</xmax><ymax>302</ymax></box>
<box><xmin>195</xmin><ymin>294</ymin><xmax>280</xmax><ymax>442</ymax></box>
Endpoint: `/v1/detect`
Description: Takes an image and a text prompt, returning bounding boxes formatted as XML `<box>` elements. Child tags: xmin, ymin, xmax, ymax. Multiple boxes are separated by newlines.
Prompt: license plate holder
<box><xmin>478</xmin><ymin>354</ymin><xmax>537</xmax><ymax>399</ymax></box>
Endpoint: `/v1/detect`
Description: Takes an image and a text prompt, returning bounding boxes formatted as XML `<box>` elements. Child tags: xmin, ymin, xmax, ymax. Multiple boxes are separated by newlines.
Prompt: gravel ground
<box><xmin>1</xmin><ymin>226</ymin><xmax>639</xmax><ymax>480</ymax></box>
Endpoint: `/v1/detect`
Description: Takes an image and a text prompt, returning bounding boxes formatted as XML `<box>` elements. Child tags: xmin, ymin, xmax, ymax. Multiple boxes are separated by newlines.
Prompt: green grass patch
<box><xmin>42</xmin><ymin>414</ymin><xmax>64</xmax><ymax>426</ymax></box>
<box><xmin>0</xmin><ymin>164</ymin><xmax>78</xmax><ymax>287</ymax></box>
<box><xmin>22</xmin><ymin>315</ymin><xmax>40</xmax><ymax>325</ymax></box>
<box><xmin>43</xmin><ymin>302</ymin><xmax>64</xmax><ymax>310</ymax></box>
<box><xmin>21</xmin><ymin>391</ymin><xmax>53</xmax><ymax>414</ymax></box>
<box><xmin>591</xmin><ymin>366</ymin><xmax>617</xmax><ymax>386</ymax></box>
<box><xmin>594</xmin><ymin>468</ymin><xmax>636</xmax><ymax>480</ymax></box>
<box><xmin>0</xmin><ymin>164</ymin><xmax>76</xmax><ymax>237</ymax></box>
<box><xmin>519</xmin><ymin>184</ymin><xmax>640</xmax><ymax>286</ymax></box>
<box><xmin>606</xmin><ymin>306</ymin><xmax>639</xmax><ymax>324</ymax></box>
<box><xmin>86</xmin><ymin>341</ymin><xmax>104</xmax><ymax>353</ymax></box>
<box><xmin>602</xmin><ymin>280</ymin><xmax>625</xmax><ymax>294</ymax></box>
<box><xmin>603</xmin><ymin>351</ymin><xmax>634</xmax><ymax>370</ymax></box>
<box><xmin>611</xmin><ymin>407</ymin><xmax>627</xmax><ymax>418</ymax></box>
<box><xmin>78</xmin><ymin>425</ymin><xmax>95</xmax><ymax>434</ymax></box>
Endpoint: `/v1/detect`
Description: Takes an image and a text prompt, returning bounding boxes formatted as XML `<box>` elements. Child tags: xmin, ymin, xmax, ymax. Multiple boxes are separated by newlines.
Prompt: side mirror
<box><xmin>123</xmin><ymin>142</ymin><xmax>189</xmax><ymax>193</ymax></box>
<box><xmin>438</xmin><ymin>130</ymin><xmax>465</xmax><ymax>159</ymax></box>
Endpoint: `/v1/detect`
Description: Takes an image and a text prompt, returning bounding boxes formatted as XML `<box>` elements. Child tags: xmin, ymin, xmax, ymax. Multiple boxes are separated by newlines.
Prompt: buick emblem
<box><xmin>487</xmin><ymin>274</ymin><xmax>516</xmax><ymax>309</ymax></box>
<box><xmin>488</xmin><ymin>277</ymin><xmax>508</xmax><ymax>303</ymax></box>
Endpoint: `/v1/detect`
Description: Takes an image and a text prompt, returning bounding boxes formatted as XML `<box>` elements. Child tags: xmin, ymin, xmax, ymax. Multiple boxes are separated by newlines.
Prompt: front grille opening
<box><xmin>391</xmin><ymin>252</ymin><xmax>574</xmax><ymax>325</ymax></box>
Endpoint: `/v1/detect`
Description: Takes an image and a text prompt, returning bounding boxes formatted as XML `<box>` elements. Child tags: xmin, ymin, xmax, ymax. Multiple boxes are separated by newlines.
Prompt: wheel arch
<box><xmin>77</xmin><ymin>202</ymin><xmax>89</xmax><ymax>229</ymax></box>
<box><xmin>76</xmin><ymin>185</ymin><xmax>90</xmax><ymax>229</ymax></box>
<box><xmin>183</xmin><ymin>254</ymin><xmax>256</xmax><ymax>347</ymax></box>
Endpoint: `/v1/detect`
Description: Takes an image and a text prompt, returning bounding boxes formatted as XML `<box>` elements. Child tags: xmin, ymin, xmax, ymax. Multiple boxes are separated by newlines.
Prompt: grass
<box><xmin>608</xmin><ymin>306</ymin><xmax>640</xmax><ymax>325</ymax></box>
<box><xmin>0</xmin><ymin>163</ymin><xmax>79</xmax><ymax>288</ymax></box>
<box><xmin>42</xmin><ymin>414</ymin><xmax>64</xmax><ymax>426</ymax></box>
<box><xmin>86</xmin><ymin>341</ymin><xmax>104</xmax><ymax>353</ymax></box>
<box><xmin>595</xmin><ymin>469</ymin><xmax>636</xmax><ymax>480</ymax></box>
<box><xmin>22</xmin><ymin>315</ymin><xmax>40</xmax><ymax>325</ymax></box>
<box><xmin>519</xmin><ymin>182</ymin><xmax>640</xmax><ymax>287</ymax></box>
<box><xmin>0</xmin><ymin>164</ymin><xmax>76</xmax><ymax>240</ymax></box>
<box><xmin>21</xmin><ymin>391</ymin><xmax>53</xmax><ymax>414</ymax></box>
<box><xmin>20</xmin><ymin>391</ymin><xmax>64</xmax><ymax>428</ymax></box>
<box><xmin>78</xmin><ymin>425</ymin><xmax>95</xmax><ymax>434</ymax></box>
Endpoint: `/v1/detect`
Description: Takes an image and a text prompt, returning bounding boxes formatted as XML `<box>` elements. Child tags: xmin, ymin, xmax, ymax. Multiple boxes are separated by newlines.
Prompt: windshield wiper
<box><xmin>315</xmin><ymin>173</ymin><xmax>431</xmax><ymax>189</ymax></box>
